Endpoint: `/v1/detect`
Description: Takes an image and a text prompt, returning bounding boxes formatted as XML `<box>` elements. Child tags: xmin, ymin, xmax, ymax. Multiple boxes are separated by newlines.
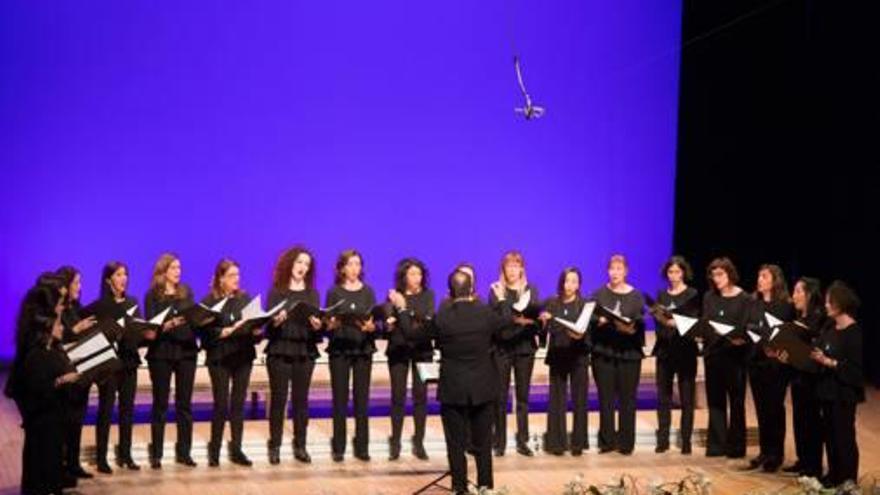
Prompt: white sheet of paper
<box><xmin>240</xmin><ymin>295</ymin><xmax>263</xmax><ymax>320</ymax></box>
<box><xmin>769</xmin><ymin>327</ymin><xmax>781</xmax><ymax>341</ymax></box>
<box><xmin>116</xmin><ymin>317</ymin><xmax>126</xmax><ymax>328</ymax></box>
<box><xmin>671</xmin><ymin>314</ymin><xmax>699</xmax><ymax>337</ymax></box>
<box><xmin>210</xmin><ymin>297</ymin><xmax>228</xmax><ymax>313</ymax></box>
<box><xmin>148</xmin><ymin>306</ymin><xmax>172</xmax><ymax>325</ymax></box>
<box><xmin>764</xmin><ymin>312</ymin><xmax>784</xmax><ymax>329</ymax></box>
<box><xmin>747</xmin><ymin>330</ymin><xmax>762</xmax><ymax>343</ymax></box>
<box><xmin>554</xmin><ymin>301</ymin><xmax>596</xmax><ymax>334</ymax></box>
<box><xmin>75</xmin><ymin>347</ymin><xmax>117</xmax><ymax>373</ymax></box>
<box><xmin>513</xmin><ymin>290</ymin><xmax>531</xmax><ymax>313</ymax></box>
<box><xmin>67</xmin><ymin>331</ymin><xmax>112</xmax><ymax>362</ymax></box>
<box><xmin>709</xmin><ymin>320</ymin><xmax>735</xmax><ymax>336</ymax></box>
<box><xmin>416</xmin><ymin>362</ymin><xmax>439</xmax><ymax>381</ymax></box>
<box><xmin>126</xmin><ymin>305</ymin><xmax>138</xmax><ymax>317</ymax></box>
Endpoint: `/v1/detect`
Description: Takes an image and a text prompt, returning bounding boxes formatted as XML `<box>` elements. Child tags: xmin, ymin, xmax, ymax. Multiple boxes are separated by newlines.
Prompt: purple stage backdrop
<box><xmin>1</xmin><ymin>1</ymin><xmax>681</xmax><ymax>359</ymax></box>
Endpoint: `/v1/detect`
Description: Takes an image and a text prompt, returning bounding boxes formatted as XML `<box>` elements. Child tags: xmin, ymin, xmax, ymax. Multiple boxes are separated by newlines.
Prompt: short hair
<box><xmin>826</xmin><ymin>280</ymin><xmax>860</xmax><ymax>316</ymax></box>
<box><xmin>661</xmin><ymin>255</ymin><xmax>693</xmax><ymax>282</ymax></box>
<box><xmin>707</xmin><ymin>257</ymin><xmax>739</xmax><ymax>289</ymax></box>
<box><xmin>448</xmin><ymin>270</ymin><xmax>473</xmax><ymax>299</ymax></box>
<box><xmin>334</xmin><ymin>249</ymin><xmax>364</xmax><ymax>285</ymax></box>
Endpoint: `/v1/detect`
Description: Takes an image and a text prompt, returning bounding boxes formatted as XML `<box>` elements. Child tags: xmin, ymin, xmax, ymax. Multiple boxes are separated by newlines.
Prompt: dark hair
<box><xmin>273</xmin><ymin>246</ymin><xmax>316</xmax><ymax>291</ymax></box>
<box><xmin>210</xmin><ymin>258</ymin><xmax>242</xmax><ymax>299</ymax></box>
<box><xmin>15</xmin><ymin>278</ymin><xmax>63</xmax><ymax>353</ymax></box>
<box><xmin>55</xmin><ymin>265</ymin><xmax>81</xmax><ymax>306</ymax></box>
<box><xmin>149</xmin><ymin>253</ymin><xmax>190</xmax><ymax>301</ymax></box>
<box><xmin>100</xmin><ymin>261</ymin><xmax>128</xmax><ymax>300</ymax></box>
<box><xmin>395</xmin><ymin>258</ymin><xmax>429</xmax><ymax>293</ymax></box>
<box><xmin>454</xmin><ymin>262</ymin><xmax>476</xmax><ymax>287</ymax></box>
<box><xmin>556</xmin><ymin>267</ymin><xmax>582</xmax><ymax>298</ymax></box>
<box><xmin>448</xmin><ymin>269</ymin><xmax>473</xmax><ymax>299</ymax></box>
<box><xmin>661</xmin><ymin>256</ymin><xmax>693</xmax><ymax>282</ymax></box>
<box><xmin>795</xmin><ymin>276</ymin><xmax>824</xmax><ymax>318</ymax></box>
<box><xmin>826</xmin><ymin>280</ymin><xmax>860</xmax><ymax>317</ymax></box>
<box><xmin>707</xmin><ymin>257</ymin><xmax>739</xmax><ymax>291</ymax></box>
<box><xmin>335</xmin><ymin>249</ymin><xmax>364</xmax><ymax>285</ymax></box>
<box><xmin>755</xmin><ymin>264</ymin><xmax>790</xmax><ymax>304</ymax></box>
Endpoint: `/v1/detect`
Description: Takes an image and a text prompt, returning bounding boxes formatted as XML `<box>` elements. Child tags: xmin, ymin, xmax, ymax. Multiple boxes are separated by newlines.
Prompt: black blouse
<box><xmin>590</xmin><ymin>286</ymin><xmax>645</xmax><ymax>361</ymax></box>
<box><xmin>748</xmin><ymin>297</ymin><xmax>796</xmax><ymax>366</ymax></box>
<box><xmin>386</xmin><ymin>289</ymin><xmax>436</xmax><ymax>363</ymax></box>
<box><xmin>144</xmin><ymin>285</ymin><xmax>198</xmax><ymax>362</ymax></box>
<box><xmin>700</xmin><ymin>290</ymin><xmax>752</xmax><ymax>359</ymax></box>
<box><xmin>89</xmin><ymin>294</ymin><xmax>143</xmax><ymax>369</ymax></box>
<box><xmin>488</xmin><ymin>284</ymin><xmax>542</xmax><ymax>356</ymax></box>
<box><xmin>199</xmin><ymin>292</ymin><xmax>257</xmax><ymax>365</ymax></box>
<box><xmin>650</xmin><ymin>287</ymin><xmax>700</xmax><ymax>361</ymax></box>
<box><xmin>543</xmin><ymin>295</ymin><xmax>590</xmax><ymax>365</ymax></box>
<box><xmin>815</xmin><ymin>323</ymin><xmax>865</xmax><ymax>403</ymax></box>
<box><xmin>265</xmin><ymin>287</ymin><xmax>323</xmax><ymax>360</ymax></box>
<box><xmin>325</xmin><ymin>284</ymin><xmax>377</xmax><ymax>357</ymax></box>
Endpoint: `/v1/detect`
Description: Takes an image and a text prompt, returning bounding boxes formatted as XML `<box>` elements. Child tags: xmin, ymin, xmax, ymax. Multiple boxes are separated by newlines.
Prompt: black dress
<box><xmin>650</xmin><ymin>286</ymin><xmax>699</xmax><ymax>452</ymax></box>
<box><xmin>589</xmin><ymin>286</ymin><xmax>645</xmax><ymax>454</ymax></box>
<box><xmin>788</xmin><ymin>309</ymin><xmax>827</xmax><ymax>476</ymax></box>
<box><xmin>543</xmin><ymin>295</ymin><xmax>590</xmax><ymax>454</ymax></box>
<box><xmin>385</xmin><ymin>289</ymin><xmax>435</xmax><ymax>452</ymax></box>
<box><xmin>20</xmin><ymin>344</ymin><xmax>72</xmax><ymax>495</ymax></box>
<box><xmin>144</xmin><ymin>286</ymin><xmax>198</xmax><ymax>462</ymax></box>
<box><xmin>265</xmin><ymin>287</ymin><xmax>323</xmax><ymax>453</ymax></box>
<box><xmin>59</xmin><ymin>301</ymin><xmax>92</xmax><ymax>473</ymax></box>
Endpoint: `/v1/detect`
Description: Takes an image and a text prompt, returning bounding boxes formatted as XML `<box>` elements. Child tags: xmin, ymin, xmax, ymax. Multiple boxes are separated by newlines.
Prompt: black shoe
<box><xmin>598</xmin><ymin>446</ymin><xmax>615</xmax><ymax>454</ymax></box>
<box><xmin>412</xmin><ymin>437</ymin><xmax>429</xmax><ymax>460</ymax></box>
<box><xmin>571</xmin><ymin>448</ymin><xmax>583</xmax><ymax>457</ymax></box>
<box><xmin>228</xmin><ymin>449</ymin><xmax>253</xmax><ymax>467</ymax></box>
<box><xmin>96</xmin><ymin>459</ymin><xmax>113</xmax><ymax>474</ymax></box>
<box><xmin>332</xmin><ymin>452</ymin><xmax>344</xmax><ymax>463</ymax></box>
<box><xmin>175</xmin><ymin>454</ymin><xmax>197</xmax><ymax>467</ymax></box>
<box><xmin>681</xmin><ymin>443</ymin><xmax>692</xmax><ymax>455</ymax></box>
<box><xmin>118</xmin><ymin>457</ymin><xmax>140</xmax><ymax>471</ymax></box>
<box><xmin>655</xmin><ymin>431</ymin><xmax>669</xmax><ymax>453</ymax></box>
<box><xmin>705</xmin><ymin>449</ymin><xmax>725</xmax><ymax>457</ymax></box>
<box><xmin>547</xmin><ymin>448</ymin><xmax>565</xmax><ymax>456</ymax></box>
<box><xmin>618</xmin><ymin>448</ymin><xmax>634</xmax><ymax>456</ymax></box>
<box><xmin>268</xmin><ymin>443</ymin><xmax>281</xmax><ymax>465</ymax></box>
<box><xmin>781</xmin><ymin>462</ymin><xmax>802</xmax><ymax>475</ymax></box>
<box><xmin>68</xmin><ymin>465</ymin><xmax>94</xmax><ymax>479</ymax></box>
<box><xmin>655</xmin><ymin>443</ymin><xmax>669</xmax><ymax>453</ymax></box>
<box><xmin>149</xmin><ymin>458</ymin><xmax>162</xmax><ymax>470</ymax></box>
<box><xmin>207</xmin><ymin>443</ymin><xmax>220</xmax><ymax>467</ymax></box>
<box><xmin>516</xmin><ymin>444</ymin><xmax>534</xmax><ymax>457</ymax></box>
<box><xmin>294</xmin><ymin>447</ymin><xmax>312</xmax><ymax>464</ymax></box>
<box><xmin>354</xmin><ymin>451</ymin><xmax>371</xmax><ymax>462</ymax></box>
<box><xmin>388</xmin><ymin>437</ymin><xmax>401</xmax><ymax>461</ymax></box>
<box><xmin>61</xmin><ymin>474</ymin><xmax>78</xmax><ymax>489</ymax></box>
<box><xmin>493</xmin><ymin>447</ymin><xmax>505</xmax><ymax>457</ymax></box>
<box><xmin>747</xmin><ymin>454</ymin><xmax>767</xmax><ymax>470</ymax></box>
<box><xmin>762</xmin><ymin>458</ymin><xmax>783</xmax><ymax>473</ymax></box>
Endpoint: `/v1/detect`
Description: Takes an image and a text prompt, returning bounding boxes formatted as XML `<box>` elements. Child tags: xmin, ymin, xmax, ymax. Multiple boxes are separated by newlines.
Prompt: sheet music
<box><xmin>67</xmin><ymin>331</ymin><xmax>112</xmax><ymax>362</ymax></box>
<box><xmin>75</xmin><ymin>347</ymin><xmax>116</xmax><ymax>373</ymax></box>
<box><xmin>513</xmin><ymin>290</ymin><xmax>531</xmax><ymax>313</ymax></box>
<box><xmin>553</xmin><ymin>301</ymin><xmax>595</xmax><ymax>334</ymax></box>
<box><xmin>671</xmin><ymin>314</ymin><xmax>699</xmax><ymax>337</ymax></box>
<box><xmin>709</xmin><ymin>320</ymin><xmax>735</xmax><ymax>336</ymax></box>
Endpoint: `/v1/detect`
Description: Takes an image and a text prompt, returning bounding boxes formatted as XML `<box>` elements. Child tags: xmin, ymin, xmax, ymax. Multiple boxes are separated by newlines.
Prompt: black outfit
<box><xmin>589</xmin><ymin>286</ymin><xmax>645</xmax><ymax>454</ymax></box>
<box><xmin>92</xmin><ymin>294</ymin><xmax>142</xmax><ymax>467</ymax></box>
<box><xmin>427</xmin><ymin>297</ymin><xmax>511</xmax><ymax>494</ymax></box>
<box><xmin>543</xmin><ymin>296</ymin><xmax>590</xmax><ymax>454</ymax></box>
<box><xmin>19</xmin><ymin>344</ymin><xmax>72</xmax><ymax>495</ymax></box>
<box><xmin>325</xmin><ymin>284</ymin><xmax>377</xmax><ymax>458</ymax></box>
<box><xmin>747</xmin><ymin>298</ymin><xmax>795</xmax><ymax>468</ymax></box>
<box><xmin>59</xmin><ymin>302</ymin><xmax>92</xmax><ymax>474</ymax></box>
<box><xmin>199</xmin><ymin>292</ymin><xmax>257</xmax><ymax>463</ymax></box>
<box><xmin>815</xmin><ymin>322</ymin><xmax>864</xmax><ymax>486</ymax></box>
<box><xmin>788</xmin><ymin>310</ymin><xmax>826</xmax><ymax>477</ymax></box>
<box><xmin>144</xmin><ymin>286</ymin><xmax>198</xmax><ymax>464</ymax></box>
<box><xmin>265</xmin><ymin>287</ymin><xmax>322</xmax><ymax>457</ymax></box>
<box><xmin>701</xmin><ymin>290</ymin><xmax>751</xmax><ymax>458</ymax></box>
<box><xmin>488</xmin><ymin>284</ymin><xmax>541</xmax><ymax>453</ymax></box>
<box><xmin>650</xmin><ymin>287</ymin><xmax>699</xmax><ymax>453</ymax></box>
<box><xmin>385</xmin><ymin>289</ymin><xmax>435</xmax><ymax>456</ymax></box>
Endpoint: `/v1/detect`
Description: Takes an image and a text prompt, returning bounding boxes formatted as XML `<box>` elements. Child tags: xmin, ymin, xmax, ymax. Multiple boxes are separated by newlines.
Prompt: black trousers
<box><xmin>592</xmin><ymin>355</ymin><xmax>641</xmax><ymax>452</ymax></box>
<box><xmin>64</xmin><ymin>383</ymin><xmax>90</xmax><ymax>470</ymax></box>
<box><xmin>267</xmin><ymin>355</ymin><xmax>315</xmax><ymax>450</ymax></box>
<box><xmin>388</xmin><ymin>358</ymin><xmax>428</xmax><ymax>446</ymax></box>
<box><xmin>329</xmin><ymin>354</ymin><xmax>372</xmax><ymax>455</ymax></box>
<box><xmin>545</xmin><ymin>354</ymin><xmax>588</xmax><ymax>452</ymax></box>
<box><xmin>96</xmin><ymin>366</ymin><xmax>138</xmax><ymax>461</ymax></box>
<box><xmin>492</xmin><ymin>352</ymin><xmax>535</xmax><ymax>449</ymax></box>
<box><xmin>703</xmin><ymin>352</ymin><xmax>747</xmax><ymax>457</ymax></box>
<box><xmin>148</xmin><ymin>358</ymin><xmax>197</xmax><ymax>459</ymax></box>
<box><xmin>748</xmin><ymin>361</ymin><xmax>789</xmax><ymax>461</ymax></box>
<box><xmin>656</xmin><ymin>354</ymin><xmax>697</xmax><ymax>448</ymax></box>
<box><xmin>441</xmin><ymin>401</ymin><xmax>494</xmax><ymax>494</ymax></box>
<box><xmin>207</xmin><ymin>360</ymin><xmax>253</xmax><ymax>450</ymax></box>
<box><xmin>22</xmin><ymin>413</ymin><xmax>64</xmax><ymax>495</ymax></box>
<box><xmin>791</xmin><ymin>374</ymin><xmax>823</xmax><ymax>474</ymax></box>
<box><xmin>820</xmin><ymin>400</ymin><xmax>859</xmax><ymax>485</ymax></box>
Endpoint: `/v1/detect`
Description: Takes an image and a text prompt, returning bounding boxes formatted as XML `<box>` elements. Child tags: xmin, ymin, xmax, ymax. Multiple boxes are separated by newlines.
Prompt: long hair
<box><xmin>210</xmin><ymin>258</ymin><xmax>242</xmax><ymax>299</ymax></box>
<box><xmin>499</xmin><ymin>250</ymin><xmax>526</xmax><ymax>284</ymax></box>
<box><xmin>149</xmin><ymin>253</ymin><xmax>189</xmax><ymax>300</ymax></box>
<box><xmin>556</xmin><ymin>266</ymin><xmax>582</xmax><ymax>299</ymax></box>
<box><xmin>755</xmin><ymin>264</ymin><xmax>790</xmax><ymax>303</ymax></box>
<box><xmin>796</xmin><ymin>276</ymin><xmax>824</xmax><ymax>318</ymax></box>
<box><xmin>706</xmin><ymin>257</ymin><xmax>739</xmax><ymax>293</ymax></box>
<box><xmin>394</xmin><ymin>258</ymin><xmax>429</xmax><ymax>293</ymax></box>
<box><xmin>55</xmin><ymin>265</ymin><xmax>80</xmax><ymax>305</ymax></box>
<box><xmin>100</xmin><ymin>261</ymin><xmax>128</xmax><ymax>300</ymax></box>
<box><xmin>272</xmin><ymin>246</ymin><xmax>316</xmax><ymax>291</ymax></box>
<box><xmin>334</xmin><ymin>249</ymin><xmax>364</xmax><ymax>285</ymax></box>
